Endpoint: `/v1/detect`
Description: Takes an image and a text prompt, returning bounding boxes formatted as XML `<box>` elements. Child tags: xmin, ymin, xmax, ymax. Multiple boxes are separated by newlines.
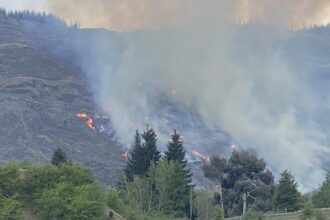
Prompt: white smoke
<box><xmin>78</xmin><ymin>23</ymin><xmax>330</xmax><ymax>191</ymax></box>
<box><xmin>2</xmin><ymin>0</ymin><xmax>330</xmax><ymax>191</ymax></box>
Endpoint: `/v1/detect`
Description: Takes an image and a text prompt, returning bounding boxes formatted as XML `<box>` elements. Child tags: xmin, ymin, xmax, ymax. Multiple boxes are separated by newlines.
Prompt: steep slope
<box><xmin>0</xmin><ymin>14</ymin><xmax>124</xmax><ymax>185</ymax></box>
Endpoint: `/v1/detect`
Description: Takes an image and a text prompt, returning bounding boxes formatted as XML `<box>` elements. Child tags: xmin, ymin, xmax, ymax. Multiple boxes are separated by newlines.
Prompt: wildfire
<box><xmin>121</xmin><ymin>150</ymin><xmax>129</xmax><ymax>159</ymax></box>
<box><xmin>85</xmin><ymin>118</ymin><xmax>96</xmax><ymax>130</ymax></box>
<box><xmin>192</xmin><ymin>149</ymin><xmax>210</xmax><ymax>164</ymax></box>
<box><xmin>76</xmin><ymin>112</ymin><xmax>87</xmax><ymax>118</ymax></box>
<box><xmin>76</xmin><ymin>112</ymin><xmax>110</xmax><ymax>131</ymax></box>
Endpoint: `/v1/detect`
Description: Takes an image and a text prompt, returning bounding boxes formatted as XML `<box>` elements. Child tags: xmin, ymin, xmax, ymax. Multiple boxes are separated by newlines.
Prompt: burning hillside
<box><xmin>75</xmin><ymin>112</ymin><xmax>110</xmax><ymax>132</ymax></box>
<box><xmin>0</xmin><ymin>13</ymin><xmax>124</xmax><ymax>186</ymax></box>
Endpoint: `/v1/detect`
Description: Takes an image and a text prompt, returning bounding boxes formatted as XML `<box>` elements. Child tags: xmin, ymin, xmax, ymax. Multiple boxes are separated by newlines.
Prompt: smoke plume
<box><xmin>42</xmin><ymin>0</ymin><xmax>330</xmax><ymax>190</ymax></box>
<box><xmin>76</xmin><ymin>21</ymin><xmax>330</xmax><ymax>192</ymax></box>
<box><xmin>45</xmin><ymin>0</ymin><xmax>330</xmax><ymax>30</ymax></box>
<box><xmin>2</xmin><ymin>0</ymin><xmax>330</xmax><ymax>190</ymax></box>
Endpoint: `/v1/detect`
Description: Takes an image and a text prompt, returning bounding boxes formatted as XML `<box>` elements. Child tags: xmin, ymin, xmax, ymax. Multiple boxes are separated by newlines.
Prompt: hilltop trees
<box><xmin>273</xmin><ymin>170</ymin><xmax>300</xmax><ymax>212</ymax></box>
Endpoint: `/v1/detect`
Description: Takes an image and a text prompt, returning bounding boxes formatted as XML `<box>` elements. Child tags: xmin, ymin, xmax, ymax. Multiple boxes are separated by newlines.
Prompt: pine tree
<box><xmin>124</xmin><ymin>128</ymin><xmax>161</xmax><ymax>181</ymax></box>
<box><xmin>124</xmin><ymin>130</ymin><xmax>145</xmax><ymax>181</ymax></box>
<box><xmin>312</xmin><ymin>172</ymin><xmax>330</xmax><ymax>208</ymax></box>
<box><xmin>164</xmin><ymin>130</ymin><xmax>194</xmax><ymax>217</ymax></box>
<box><xmin>164</xmin><ymin>130</ymin><xmax>192</xmax><ymax>184</ymax></box>
<box><xmin>273</xmin><ymin>170</ymin><xmax>300</xmax><ymax>212</ymax></box>
<box><xmin>51</xmin><ymin>148</ymin><xmax>68</xmax><ymax>166</ymax></box>
<box><xmin>141</xmin><ymin>126</ymin><xmax>161</xmax><ymax>167</ymax></box>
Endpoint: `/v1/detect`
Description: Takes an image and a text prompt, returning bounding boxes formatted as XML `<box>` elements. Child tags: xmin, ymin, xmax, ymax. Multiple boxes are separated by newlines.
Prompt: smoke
<box><xmin>44</xmin><ymin>1</ymin><xmax>330</xmax><ymax>191</ymax></box>
<box><xmin>76</xmin><ymin>20</ymin><xmax>330</xmax><ymax>191</ymax></box>
<box><xmin>3</xmin><ymin>0</ymin><xmax>330</xmax><ymax>190</ymax></box>
<box><xmin>44</xmin><ymin>0</ymin><xmax>330</xmax><ymax>30</ymax></box>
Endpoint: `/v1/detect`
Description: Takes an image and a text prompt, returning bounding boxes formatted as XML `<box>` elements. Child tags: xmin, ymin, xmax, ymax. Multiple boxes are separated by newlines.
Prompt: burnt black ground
<box><xmin>0</xmin><ymin>14</ymin><xmax>125</xmax><ymax>186</ymax></box>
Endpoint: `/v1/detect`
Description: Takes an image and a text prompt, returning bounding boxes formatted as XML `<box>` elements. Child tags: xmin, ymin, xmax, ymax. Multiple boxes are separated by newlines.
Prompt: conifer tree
<box><xmin>141</xmin><ymin>125</ymin><xmax>161</xmax><ymax>167</ymax></box>
<box><xmin>125</xmin><ymin>127</ymin><xmax>161</xmax><ymax>180</ymax></box>
<box><xmin>124</xmin><ymin>130</ymin><xmax>145</xmax><ymax>180</ymax></box>
<box><xmin>51</xmin><ymin>148</ymin><xmax>68</xmax><ymax>166</ymax></box>
<box><xmin>273</xmin><ymin>170</ymin><xmax>300</xmax><ymax>212</ymax></box>
<box><xmin>164</xmin><ymin>130</ymin><xmax>192</xmax><ymax>184</ymax></box>
<box><xmin>164</xmin><ymin>130</ymin><xmax>194</xmax><ymax>217</ymax></box>
<box><xmin>312</xmin><ymin>172</ymin><xmax>330</xmax><ymax>208</ymax></box>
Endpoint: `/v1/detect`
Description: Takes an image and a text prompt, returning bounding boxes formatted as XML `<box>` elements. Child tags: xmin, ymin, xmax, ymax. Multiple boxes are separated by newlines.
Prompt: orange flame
<box><xmin>121</xmin><ymin>150</ymin><xmax>129</xmax><ymax>159</ymax></box>
<box><xmin>76</xmin><ymin>112</ymin><xmax>87</xmax><ymax>118</ymax></box>
<box><xmin>85</xmin><ymin>118</ymin><xmax>96</xmax><ymax>130</ymax></box>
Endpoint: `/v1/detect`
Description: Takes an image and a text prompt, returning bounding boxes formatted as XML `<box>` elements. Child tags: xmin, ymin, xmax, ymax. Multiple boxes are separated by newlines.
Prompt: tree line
<box><xmin>0</xmin><ymin>8</ymin><xmax>78</xmax><ymax>29</ymax></box>
<box><xmin>120</xmin><ymin>127</ymin><xmax>194</xmax><ymax>219</ymax></box>
<box><xmin>0</xmin><ymin>127</ymin><xmax>329</xmax><ymax>219</ymax></box>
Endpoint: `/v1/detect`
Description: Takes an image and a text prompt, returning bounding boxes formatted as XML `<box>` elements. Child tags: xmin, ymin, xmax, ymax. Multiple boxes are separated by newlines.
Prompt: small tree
<box><xmin>213</xmin><ymin>204</ymin><xmax>224</xmax><ymax>220</ymax></box>
<box><xmin>312</xmin><ymin>172</ymin><xmax>330</xmax><ymax>208</ymax></box>
<box><xmin>149</xmin><ymin>160</ymin><xmax>189</xmax><ymax>217</ymax></box>
<box><xmin>51</xmin><ymin>148</ymin><xmax>68</xmax><ymax>166</ymax></box>
<box><xmin>0</xmin><ymin>195</ymin><xmax>23</xmax><ymax>220</ymax></box>
<box><xmin>243</xmin><ymin>210</ymin><xmax>265</xmax><ymax>220</ymax></box>
<box><xmin>273</xmin><ymin>170</ymin><xmax>300</xmax><ymax>212</ymax></box>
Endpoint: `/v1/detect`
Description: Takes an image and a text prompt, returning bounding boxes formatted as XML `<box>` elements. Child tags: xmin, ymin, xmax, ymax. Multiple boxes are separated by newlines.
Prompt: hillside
<box><xmin>0</xmin><ymin>13</ymin><xmax>124</xmax><ymax>185</ymax></box>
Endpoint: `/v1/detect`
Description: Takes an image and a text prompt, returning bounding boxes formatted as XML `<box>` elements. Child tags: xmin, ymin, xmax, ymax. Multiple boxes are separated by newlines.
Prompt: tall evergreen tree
<box><xmin>51</xmin><ymin>148</ymin><xmax>68</xmax><ymax>166</ymax></box>
<box><xmin>124</xmin><ymin>127</ymin><xmax>161</xmax><ymax>181</ymax></box>
<box><xmin>273</xmin><ymin>170</ymin><xmax>300</xmax><ymax>212</ymax></box>
<box><xmin>124</xmin><ymin>130</ymin><xmax>145</xmax><ymax>180</ymax></box>
<box><xmin>141</xmin><ymin>126</ymin><xmax>161</xmax><ymax>167</ymax></box>
<box><xmin>164</xmin><ymin>130</ymin><xmax>194</xmax><ymax>217</ymax></box>
<box><xmin>164</xmin><ymin>130</ymin><xmax>192</xmax><ymax>184</ymax></box>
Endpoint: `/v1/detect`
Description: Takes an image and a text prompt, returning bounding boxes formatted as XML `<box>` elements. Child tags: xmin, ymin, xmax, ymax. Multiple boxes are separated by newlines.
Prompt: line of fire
<box><xmin>76</xmin><ymin>112</ymin><xmax>237</xmax><ymax>163</ymax></box>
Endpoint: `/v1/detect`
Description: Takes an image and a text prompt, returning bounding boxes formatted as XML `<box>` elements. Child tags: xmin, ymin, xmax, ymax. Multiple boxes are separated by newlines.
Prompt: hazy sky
<box><xmin>0</xmin><ymin>0</ymin><xmax>46</xmax><ymax>11</ymax></box>
<box><xmin>1</xmin><ymin>0</ymin><xmax>330</xmax><ymax>31</ymax></box>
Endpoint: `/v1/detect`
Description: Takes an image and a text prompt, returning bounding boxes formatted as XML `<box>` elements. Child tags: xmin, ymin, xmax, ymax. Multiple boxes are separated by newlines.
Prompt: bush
<box><xmin>0</xmin><ymin>195</ymin><xmax>23</xmax><ymax>220</ymax></box>
<box><xmin>300</xmin><ymin>202</ymin><xmax>326</xmax><ymax>220</ymax></box>
<box><xmin>243</xmin><ymin>210</ymin><xmax>265</xmax><ymax>220</ymax></box>
<box><xmin>106</xmin><ymin>188</ymin><xmax>124</xmax><ymax>212</ymax></box>
<box><xmin>213</xmin><ymin>205</ymin><xmax>224</xmax><ymax>220</ymax></box>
